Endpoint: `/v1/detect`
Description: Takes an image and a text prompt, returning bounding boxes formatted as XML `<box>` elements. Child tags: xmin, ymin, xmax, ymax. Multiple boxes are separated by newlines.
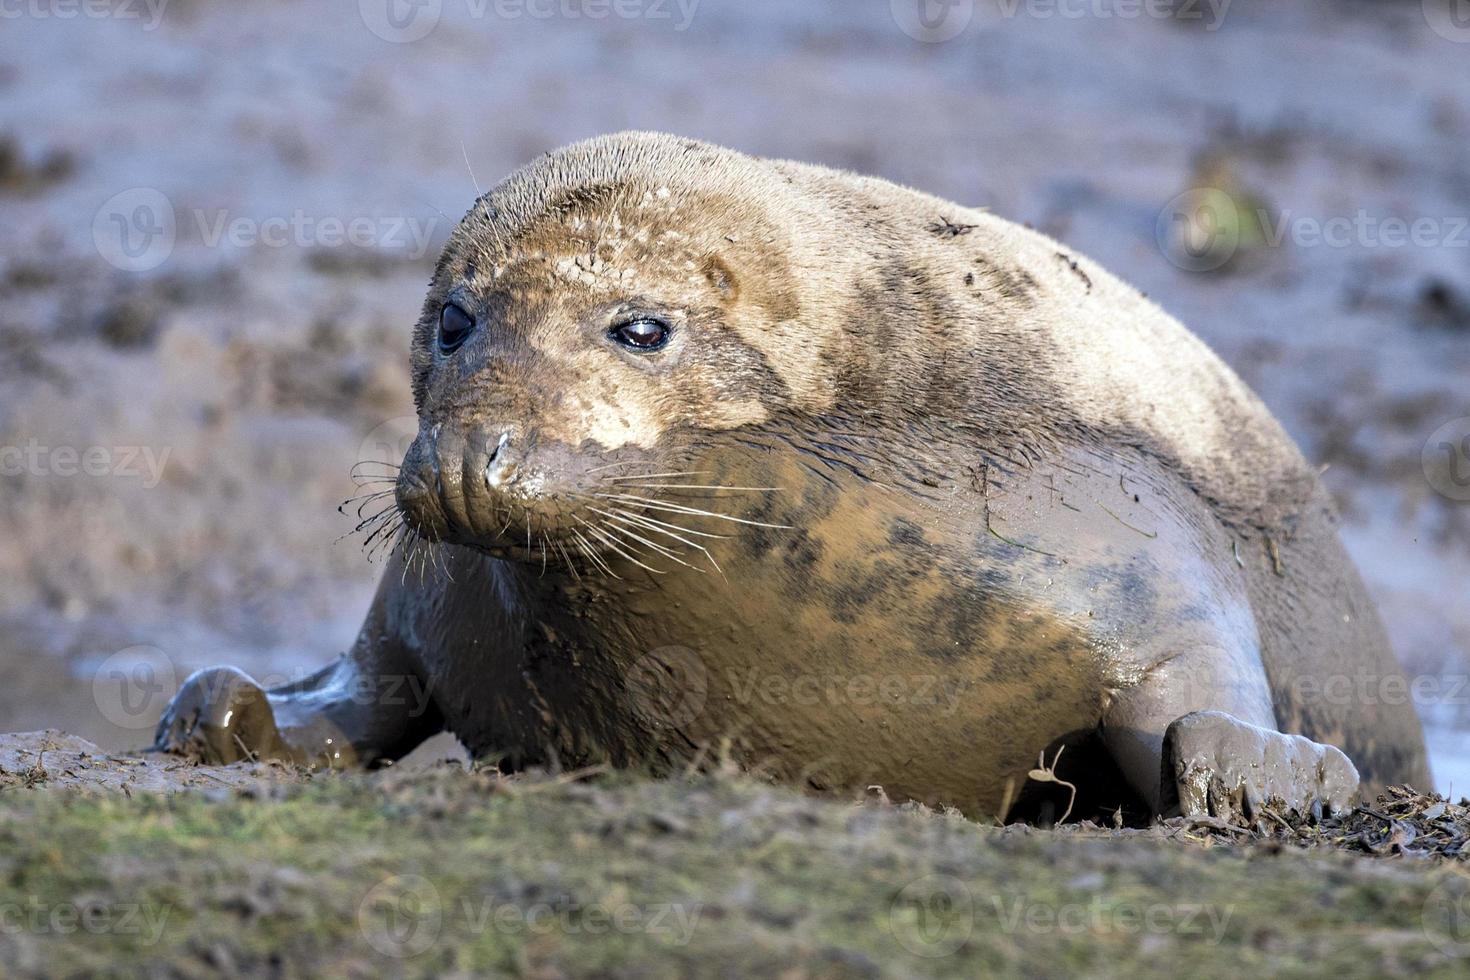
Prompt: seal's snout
<box><xmin>397</xmin><ymin>419</ymin><xmax>588</xmax><ymax>555</ymax></box>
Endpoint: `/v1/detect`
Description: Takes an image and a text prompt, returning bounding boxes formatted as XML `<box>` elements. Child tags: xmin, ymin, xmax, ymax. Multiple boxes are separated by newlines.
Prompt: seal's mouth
<box><xmin>357</xmin><ymin>419</ymin><xmax>785</xmax><ymax>577</ymax></box>
<box><xmin>367</xmin><ymin>420</ymin><xmax>764</xmax><ymax>575</ymax></box>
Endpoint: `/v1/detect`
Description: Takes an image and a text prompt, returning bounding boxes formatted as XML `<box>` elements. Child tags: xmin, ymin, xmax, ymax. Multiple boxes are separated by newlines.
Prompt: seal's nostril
<box><xmin>485</xmin><ymin>431</ymin><xmax>516</xmax><ymax>489</ymax></box>
<box><xmin>488</xmin><ymin>430</ymin><xmax>511</xmax><ymax>463</ymax></box>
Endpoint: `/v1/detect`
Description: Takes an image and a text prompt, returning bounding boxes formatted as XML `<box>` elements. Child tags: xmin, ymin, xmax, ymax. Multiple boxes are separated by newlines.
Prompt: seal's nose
<box><xmin>485</xmin><ymin>430</ymin><xmax>517</xmax><ymax>489</ymax></box>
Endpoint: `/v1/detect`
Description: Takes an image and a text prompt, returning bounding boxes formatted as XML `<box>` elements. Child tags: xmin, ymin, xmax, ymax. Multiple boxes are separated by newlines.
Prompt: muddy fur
<box><xmin>154</xmin><ymin>133</ymin><xmax>1430</xmax><ymax>821</ymax></box>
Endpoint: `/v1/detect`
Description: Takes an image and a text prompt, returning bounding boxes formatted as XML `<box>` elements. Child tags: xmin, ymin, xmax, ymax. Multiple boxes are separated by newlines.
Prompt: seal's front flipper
<box><xmin>153</xmin><ymin>665</ymin><xmax>293</xmax><ymax>764</ymax></box>
<box><xmin>153</xmin><ymin>653</ymin><xmax>443</xmax><ymax>768</ymax></box>
<box><xmin>1159</xmin><ymin>710</ymin><xmax>1358</xmax><ymax>822</ymax></box>
<box><xmin>1099</xmin><ymin>639</ymin><xmax>1361</xmax><ymax>822</ymax></box>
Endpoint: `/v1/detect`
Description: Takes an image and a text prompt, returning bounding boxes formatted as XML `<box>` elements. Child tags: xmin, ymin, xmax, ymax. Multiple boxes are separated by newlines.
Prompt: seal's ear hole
<box><xmin>701</xmin><ymin>255</ymin><xmax>740</xmax><ymax>300</ymax></box>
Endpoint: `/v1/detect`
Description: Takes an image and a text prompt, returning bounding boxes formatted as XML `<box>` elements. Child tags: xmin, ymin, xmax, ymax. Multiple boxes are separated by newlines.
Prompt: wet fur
<box><xmin>158</xmin><ymin>132</ymin><xmax>1431</xmax><ymax>817</ymax></box>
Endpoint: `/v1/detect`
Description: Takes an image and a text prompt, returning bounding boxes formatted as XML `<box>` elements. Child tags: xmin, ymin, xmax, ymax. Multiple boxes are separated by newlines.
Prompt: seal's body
<box><xmin>157</xmin><ymin>133</ymin><xmax>1430</xmax><ymax>821</ymax></box>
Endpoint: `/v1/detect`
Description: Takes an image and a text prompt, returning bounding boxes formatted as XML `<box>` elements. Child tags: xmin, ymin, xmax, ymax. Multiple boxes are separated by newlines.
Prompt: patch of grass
<box><xmin>0</xmin><ymin>769</ymin><xmax>1467</xmax><ymax>978</ymax></box>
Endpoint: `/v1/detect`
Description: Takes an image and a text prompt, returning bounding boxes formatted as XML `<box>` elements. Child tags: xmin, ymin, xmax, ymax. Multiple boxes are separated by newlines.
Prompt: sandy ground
<box><xmin>1</xmin><ymin>1</ymin><xmax>1467</xmax><ymax>788</ymax></box>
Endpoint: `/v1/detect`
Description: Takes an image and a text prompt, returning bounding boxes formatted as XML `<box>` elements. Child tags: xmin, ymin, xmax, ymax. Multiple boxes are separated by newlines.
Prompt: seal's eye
<box><xmin>438</xmin><ymin>302</ymin><xmax>475</xmax><ymax>355</ymax></box>
<box><xmin>610</xmin><ymin>317</ymin><xmax>670</xmax><ymax>352</ymax></box>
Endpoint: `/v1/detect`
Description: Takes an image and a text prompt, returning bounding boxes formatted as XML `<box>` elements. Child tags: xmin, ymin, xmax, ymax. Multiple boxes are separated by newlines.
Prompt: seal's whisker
<box><xmin>363</xmin><ymin>518</ymin><xmax>400</xmax><ymax>554</ymax></box>
<box><xmin>401</xmin><ymin>527</ymin><xmax>424</xmax><ymax>586</ymax></box>
<box><xmin>361</xmin><ymin>506</ymin><xmax>405</xmax><ymax>545</ymax></box>
<box><xmin>602</xmin><ymin>507</ymin><xmax>729</xmax><ymax>540</ymax></box>
<box><xmin>602</xmin><ymin>520</ymin><xmax>703</xmax><ymax>572</ymax></box>
<box><xmin>350</xmin><ymin>461</ymin><xmax>402</xmax><ymax>484</ymax></box>
<box><xmin>354</xmin><ymin>510</ymin><xmax>399</xmax><ymax>538</ymax></box>
<box><xmin>585</xmin><ymin>459</ymin><xmax>654</xmax><ymax>475</ymax></box>
<box><xmin>570</xmin><ymin>528</ymin><xmax>619</xmax><ymax>579</ymax></box>
<box><xmin>592</xmin><ymin>507</ymin><xmax>724</xmax><ymax>576</ymax></box>
<box><xmin>576</xmin><ymin>517</ymin><xmax>666</xmax><ymax>576</ymax></box>
<box><xmin>580</xmin><ymin>518</ymin><xmax>661</xmax><ymax>573</ymax></box>
<box><xmin>364</xmin><ymin>513</ymin><xmax>407</xmax><ymax>562</ymax></box>
<box><xmin>611</xmin><ymin>484</ymin><xmax>783</xmax><ymax>493</ymax></box>
<box><xmin>349</xmin><ymin>477</ymin><xmax>400</xmax><ymax>491</ymax></box>
<box><xmin>598</xmin><ymin>518</ymin><xmax>680</xmax><ymax>561</ymax></box>
<box><xmin>340</xmin><ymin>489</ymin><xmax>395</xmax><ymax>507</ymax></box>
<box><xmin>606</xmin><ymin>471</ymin><xmax>712</xmax><ymax>483</ymax></box>
<box><xmin>347</xmin><ymin>493</ymin><xmax>398</xmax><ymax>522</ymax></box>
<box><xmin>597</xmin><ymin>493</ymin><xmax>792</xmax><ymax>529</ymax></box>
<box><xmin>550</xmin><ymin>539</ymin><xmax>579</xmax><ymax>582</ymax></box>
<box><xmin>355</xmin><ymin>503</ymin><xmax>400</xmax><ymax>533</ymax></box>
<box><xmin>336</xmin><ymin>502</ymin><xmax>396</xmax><ymax>540</ymax></box>
<box><xmin>334</xmin><ymin>504</ymin><xmax>394</xmax><ymax>547</ymax></box>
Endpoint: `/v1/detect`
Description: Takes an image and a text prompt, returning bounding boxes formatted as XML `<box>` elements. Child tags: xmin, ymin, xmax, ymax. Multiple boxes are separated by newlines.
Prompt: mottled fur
<box><xmin>155</xmin><ymin>133</ymin><xmax>1430</xmax><ymax>820</ymax></box>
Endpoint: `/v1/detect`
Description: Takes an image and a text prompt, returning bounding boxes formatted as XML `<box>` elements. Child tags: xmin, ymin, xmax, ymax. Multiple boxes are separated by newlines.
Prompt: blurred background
<box><xmin>1</xmin><ymin>0</ymin><xmax>1467</xmax><ymax>790</ymax></box>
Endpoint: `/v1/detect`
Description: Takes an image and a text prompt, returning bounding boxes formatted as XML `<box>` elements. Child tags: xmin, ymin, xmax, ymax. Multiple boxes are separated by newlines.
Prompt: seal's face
<box><xmin>394</xmin><ymin>176</ymin><xmax>802</xmax><ymax>567</ymax></box>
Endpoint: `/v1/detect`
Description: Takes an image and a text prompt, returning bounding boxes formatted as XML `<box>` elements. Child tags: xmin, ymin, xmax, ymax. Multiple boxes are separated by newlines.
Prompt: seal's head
<box><xmin>394</xmin><ymin>133</ymin><xmax>837</xmax><ymax>565</ymax></box>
